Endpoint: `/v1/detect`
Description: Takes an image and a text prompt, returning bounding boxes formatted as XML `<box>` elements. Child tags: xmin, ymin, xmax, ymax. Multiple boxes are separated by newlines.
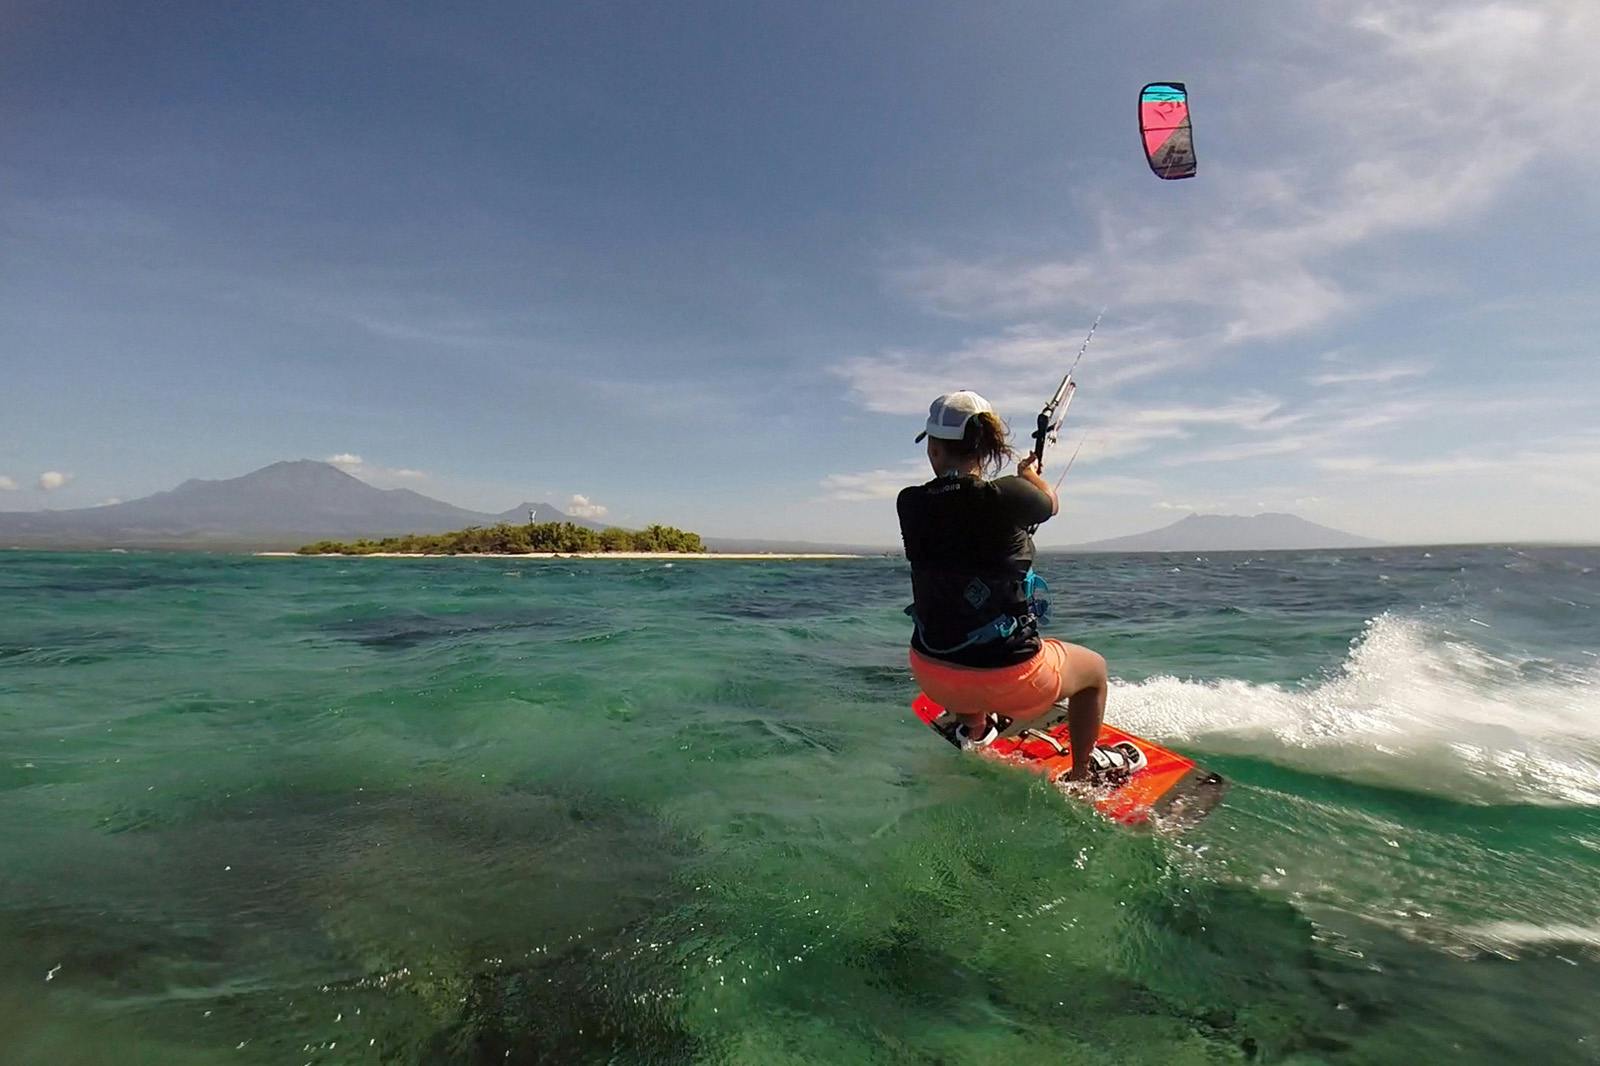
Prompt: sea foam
<box><xmin>1109</xmin><ymin>613</ymin><xmax>1600</xmax><ymax>806</ymax></box>
<box><xmin>1456</xmin><ymin>920</ymin><xmax>1600</xmax><ymax>955</ymax></box>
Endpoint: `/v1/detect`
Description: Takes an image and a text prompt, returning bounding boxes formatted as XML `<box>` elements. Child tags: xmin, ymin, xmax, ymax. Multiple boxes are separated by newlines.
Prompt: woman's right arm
<box><xmin>1015</xmin><ymin>455</ymin><xmax>1059</xmax><ymax>516</ymax></box>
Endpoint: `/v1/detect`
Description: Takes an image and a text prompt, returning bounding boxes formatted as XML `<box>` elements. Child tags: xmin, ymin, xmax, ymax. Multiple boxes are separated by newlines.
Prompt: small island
<box><xmin>297</xmin><ymin>521</ymin><xmax>704</xmax><ymax>556</ymax></box>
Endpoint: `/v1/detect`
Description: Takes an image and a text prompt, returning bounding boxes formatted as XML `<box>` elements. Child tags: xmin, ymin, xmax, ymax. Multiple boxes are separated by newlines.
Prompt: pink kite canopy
<box><xmin>1139</xmin><ymin>82</ymin><xmax>1196</xmax><ymax>180</ymax></box>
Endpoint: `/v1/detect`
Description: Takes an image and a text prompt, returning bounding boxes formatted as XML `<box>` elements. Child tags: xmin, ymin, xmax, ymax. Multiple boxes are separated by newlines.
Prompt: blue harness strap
<box><xmin>906</xmin><ymin>605</ymin><xmax>1019</xmax><ymax>655</ymax></box>
<box><xmin>1024</xmin><ymin>568</ymin><xmax>1051</xmax><ymax>626</ymax></box>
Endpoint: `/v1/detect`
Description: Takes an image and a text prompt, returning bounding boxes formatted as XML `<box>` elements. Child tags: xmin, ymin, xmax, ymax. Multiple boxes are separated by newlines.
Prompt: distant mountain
<box><xmin>0</xmin><ymin>461</ymin><xmax>602</xmax><ymax>549</ymax></box>
<box><xmin>0</xmin><ymin>460</ymin><xmax>887</xmax><ymax>553</ymax></box>
<box><xmin>1068</xmin><ymin>512</ymin><xmax>1379</xmax><ymax>553</ymax></box>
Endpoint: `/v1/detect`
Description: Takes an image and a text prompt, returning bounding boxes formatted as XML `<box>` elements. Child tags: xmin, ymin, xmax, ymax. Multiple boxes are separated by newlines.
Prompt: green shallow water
<box><xmin>1</xmin><ymin>548</ymin><xmax>1598</xmax><ymax>1063</ymax></box>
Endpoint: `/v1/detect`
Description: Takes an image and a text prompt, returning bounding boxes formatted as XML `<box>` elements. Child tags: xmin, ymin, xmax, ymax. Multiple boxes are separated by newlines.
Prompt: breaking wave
<box><xmin>1110</xmin><ymin>613</ymin><xmax>1600</xmax><ymax>806</ymax></box>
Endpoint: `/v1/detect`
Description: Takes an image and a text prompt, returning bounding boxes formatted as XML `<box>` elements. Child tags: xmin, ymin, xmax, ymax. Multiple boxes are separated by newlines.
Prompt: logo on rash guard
<box><xmin>963</xmin><ymin>578</ymin><xmax>991</xmax><ymax>609</ymax></box>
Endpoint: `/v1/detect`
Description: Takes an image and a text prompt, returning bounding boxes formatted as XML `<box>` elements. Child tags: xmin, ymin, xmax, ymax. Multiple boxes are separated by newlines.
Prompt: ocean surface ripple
<box><xmin>1</xmin><ymin>546</ymin><xmax>1597</xmax><ymax>1063</ymax></box>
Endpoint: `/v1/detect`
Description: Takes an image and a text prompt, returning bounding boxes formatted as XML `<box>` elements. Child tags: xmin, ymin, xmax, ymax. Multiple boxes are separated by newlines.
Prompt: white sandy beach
<box><xmin>256</xmin><ymin>551</ymin><xmax>863</xmax><ymax>560</ymax></box>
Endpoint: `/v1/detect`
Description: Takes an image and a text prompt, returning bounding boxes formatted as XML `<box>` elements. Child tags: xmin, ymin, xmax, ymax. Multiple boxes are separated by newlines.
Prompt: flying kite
<box><xmin>1139</xmin><ymin>82</ymin><xmax>1196</xmax><ymax>180</ymax></box>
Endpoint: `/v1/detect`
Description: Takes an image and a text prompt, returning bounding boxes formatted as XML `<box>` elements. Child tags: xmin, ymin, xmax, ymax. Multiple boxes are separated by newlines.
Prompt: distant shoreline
<box><xmin>256</xmin><ymin>551</ymin><xmax>862</xmax><ymax>560</ymax></box>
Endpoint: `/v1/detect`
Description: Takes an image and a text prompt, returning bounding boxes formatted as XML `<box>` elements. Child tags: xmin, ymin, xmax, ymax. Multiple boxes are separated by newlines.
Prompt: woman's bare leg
<box><xmin>1058</xmin><ymin>644</ymin><xmax>1107</xmax><ymax>781</ymax></box>
<box><xmin>1008</xmin><ymin>642</ymin><xmax>1108</xmax><ymax>781</ymax></box>
<box><xmin>955</xmin><ymin>711</ymin><xmax>990</xmax><ymax>737</ymax></box>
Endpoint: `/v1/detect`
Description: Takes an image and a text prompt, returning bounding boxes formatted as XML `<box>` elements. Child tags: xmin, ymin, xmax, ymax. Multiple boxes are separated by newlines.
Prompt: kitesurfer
<box><xmin>898</xmin><ymin>391</ymin><xmax>1119</xmax><ymax>782</ymax></box>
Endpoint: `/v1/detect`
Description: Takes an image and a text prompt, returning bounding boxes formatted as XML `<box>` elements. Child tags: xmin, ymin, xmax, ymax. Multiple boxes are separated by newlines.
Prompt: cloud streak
<box><xmin>1316</xmin><ymin>431</ymin><xmax>1600</xmax><ymax>492</ymax></box>
<box><xmin>816</xmin><ymin>461</ymin><xmax>929</xmax><ymax>503</ymax></box>
<box><xmin>326</xmin><ymin>453</ymin><xmax>431</xmax><ymax>488</ymax></box>
<box><xmin>1307</xmin><ymin>360</ymin><xmax>1432</xmax><ymax>387</ymax></box>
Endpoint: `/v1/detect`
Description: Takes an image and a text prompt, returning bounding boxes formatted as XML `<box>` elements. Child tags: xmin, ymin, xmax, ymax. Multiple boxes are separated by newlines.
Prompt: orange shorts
<box><xmin>908</xmin><ymin>638</ymin><xmax>1069</xmax><ymax>719</ymax></box>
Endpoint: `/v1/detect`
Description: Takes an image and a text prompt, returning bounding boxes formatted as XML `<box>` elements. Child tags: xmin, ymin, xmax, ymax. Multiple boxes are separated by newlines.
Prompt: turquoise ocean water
<box><xmin>2</xmin><ymin>546</ymin><xmax>1598</xmax><ymax>1064</ymax></box>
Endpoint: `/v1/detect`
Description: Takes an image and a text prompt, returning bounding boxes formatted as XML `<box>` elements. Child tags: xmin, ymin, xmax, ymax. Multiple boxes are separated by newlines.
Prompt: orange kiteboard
<box><xmin>913</xmin><ymin>692</ymin><xmax>1226</xmax><ymax>827</ymax></box>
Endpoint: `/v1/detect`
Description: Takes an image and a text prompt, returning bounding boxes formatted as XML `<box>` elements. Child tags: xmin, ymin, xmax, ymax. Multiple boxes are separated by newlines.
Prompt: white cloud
<box><xmin>816</xmin><ymin>461</ymin><xmax>1157</xmax><ymax>505</ymax></box>
<box><xmin>38</xmin><ymin>471</ymin><xmax>72</xmax><ymax>491</ymax></box>
<box><xmin>1307</xmin><ymin>360</ymin><xmax>1432</xmax><ymax>387</ymax></box>
<box><xmin>98</xmin><ymin>497</ymin><xmax>121</xmax><ymax>507</ymax></box>
<box><xmin>1315</xmin><ymin>433</ymin><xmax>1600</xmax><ymax>490</ymax></box>
<box><xmin>1163</xmin><ymin>384</ymin><xmax>1588</xmax><ymax>472</ymax></box>
<box><xmin>565</xmin><ymin>494</ymin><xmax>609</xmax><ymax>519</ymax></box>
<box><xmin>890</xmin><ymin>253</ymin><xmax>1095</xmax><ymax>320</ymax></box>
<box><xmin>1116</xmin><ymin>394</ymin><xmax>1287</xmax><ymax>431</ymax></box>
<box><xmin>1317</xmin><ymin>454</ymin><xmax>1495</xmax><ymax>477</ymax></box>
<box><xmin>1303</xmin><ymin>431</ymin><xmax>1600</xmax><ymax>542</ymax></box>
<box><xmin>835</xmin><ymin>324</ymin><xmax>1087</xmax><ymax>417</ymax></box>
<box><xmin>324</xmin><ymin>454</ymin><xmax>431</xmax><ymax>487</ymax></box>
<box><xmin>817</xmin><ymin>461</ymin><xmax>929</xmax><ymax>502</ymax></box>
<box><xmin>0</xmin><ymin>476</ymin><xmax>16</xmax><ymax>491</ymax></box>
<box><xmin>834</xmin><ymin>318</ymin><xmax>1214</xmax><ymax>420</ymax></box>
<box><xmin>1060</xmin><ymin>475</ymin><xmax>1159</xmax><ymax>498</ymax></box>
<box><xmin>1159</xmin><ymin>396</ymin><xmax>1433</xmax><ymax>467</ymax></box>
<box><xmin>1054</xmin><ymin>394</ymin><xmax>1296</xmax><ymax>467</ymax></box>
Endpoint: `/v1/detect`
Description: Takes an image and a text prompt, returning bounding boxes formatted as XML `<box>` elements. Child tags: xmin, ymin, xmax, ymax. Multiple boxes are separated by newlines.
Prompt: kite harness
<box><xmin>905</xmin><ymin>568</ymin><xmax>1050</xmax><ymax>655</ymax></box>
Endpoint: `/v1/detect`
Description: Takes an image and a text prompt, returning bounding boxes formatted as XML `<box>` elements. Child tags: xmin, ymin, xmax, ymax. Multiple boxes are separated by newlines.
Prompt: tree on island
<box><xmin>296</xmin><ymin>520</ymin><xmax>704</xmax><ymax>555</ymax></box>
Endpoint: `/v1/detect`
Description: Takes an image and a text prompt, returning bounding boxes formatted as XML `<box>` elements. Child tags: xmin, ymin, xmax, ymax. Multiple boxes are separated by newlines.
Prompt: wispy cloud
<box><xmin>326</xmin><ymin>453</ymin><xmax>432</xmax><ymax>488</ymax></box>
<box><xmin>1058</xmin><ymin>393</ymin><xmax>1293</xmax><ymax>466</ymax></box>
<box><xmin>1316</xmin><ymin>432</ymin><xmax>1600</xmax><ymax>493</ymax></box>
<box><xmin>0</xmin><ymin>476</ymin><xmax>16</xmax><ymax>491</ymax></box>
<box><xmin>341</xmin><ymin>306</ymin><xmax>531</xmax><ymax>349</ymax></box>
<box><xmin>841</xmin><ymin>1</ymin><xmax>1597</xmax><ymax>428</ymax></box>
<box><xmin>1061</xmin><ymin>475</ymin><xmax>1160</xmax><ymax>497</ymax></box>
<box><xmin>834</xmin><ymin>324</ymin><xmax>1094</xmax><ymax>418</ymax></box>
<box><xmin>1307</xmin><ymin>360</ymin><xmax>1432</xmax><ymax>387</ymax></box>
<box><xmin>817</xmin><ymin>460</ymin><xmax>929</xmax><ymax>502</ymax></box>
<box><xmin>37</xmin><ymin>471</ymin><xmax>72</xmax><ymax>491</ymax></box>
<box><xmin>1158</xmin><ymin>397</ymin><xmax>1426</xmax><ymax>466</ymax></box>
<box><xmin>833</xmin><ymin>318</ymin><xmax>1207</xmax><ymax>424</ymax></box>
<box><xmin>818</xmin><ymin>462</ymin><xmax>1160</xmax><ymax>505</ymax></box>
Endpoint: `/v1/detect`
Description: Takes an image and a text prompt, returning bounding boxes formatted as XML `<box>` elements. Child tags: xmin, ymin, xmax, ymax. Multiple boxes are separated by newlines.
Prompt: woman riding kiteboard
<box><xmin>897</xmin><ymin>390</ymin><xmax>1130</xmax><ymax>783</ymax></box>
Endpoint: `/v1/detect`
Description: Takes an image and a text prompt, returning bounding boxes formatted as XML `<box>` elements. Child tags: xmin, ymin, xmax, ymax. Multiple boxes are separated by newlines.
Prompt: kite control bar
<box><xmin>1030</xmin><ymin>310</ymin><xmax>1103</xmax><ymax>471</ymax></box>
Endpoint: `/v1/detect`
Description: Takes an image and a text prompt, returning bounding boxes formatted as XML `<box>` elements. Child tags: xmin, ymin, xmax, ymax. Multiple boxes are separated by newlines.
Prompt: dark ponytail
<box><xmin>947</xmin><ymin>411</ymin><xmax>1015</xmax><ymax>477</ymax></box>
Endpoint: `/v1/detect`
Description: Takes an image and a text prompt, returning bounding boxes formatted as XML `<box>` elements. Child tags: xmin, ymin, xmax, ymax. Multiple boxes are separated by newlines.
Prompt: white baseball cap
<box><xmin>915</xmin><ymin>390</ymin><xmax>994</xmax><ymax>442</ymax></box>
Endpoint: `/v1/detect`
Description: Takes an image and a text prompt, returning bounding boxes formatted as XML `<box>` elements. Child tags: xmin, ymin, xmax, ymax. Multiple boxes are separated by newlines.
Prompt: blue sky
<box><xmin>4</xmin><ymin>1</ymin><xmax>1597</xmax><ymax>545</ymax></box>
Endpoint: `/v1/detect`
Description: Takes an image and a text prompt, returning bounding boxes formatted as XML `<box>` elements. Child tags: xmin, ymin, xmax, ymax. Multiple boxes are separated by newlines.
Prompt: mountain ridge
<box><xmin>2</xmin><ymin>462</ymin><xmax>1376</xmax><ymax>554</ymax></box>
<box><xmin>1067</xmin><ymin>511</ymin><xmax>1379</xmax><ymax>552</ymax></box>
<box><xmin>0</xmin><ymin>460</ymin><xmax>607</xmax><ymax>549</ymax></box>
